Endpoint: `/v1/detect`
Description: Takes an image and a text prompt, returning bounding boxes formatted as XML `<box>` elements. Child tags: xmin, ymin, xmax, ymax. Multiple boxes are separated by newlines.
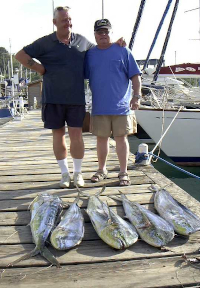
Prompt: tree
<box><xmin>0</xmin><ymin>47</ymin><xmax>21</xmax><ymax>78</ymax></box>
<box><xmin>0</xmin><ymin>47</ymin><xmax>10</xmax><ymax>76</ymax></box>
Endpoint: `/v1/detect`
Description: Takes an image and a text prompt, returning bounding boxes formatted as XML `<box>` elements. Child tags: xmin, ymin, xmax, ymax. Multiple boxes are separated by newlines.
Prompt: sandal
<box><xmin>91</xmin><ymin>169</ymin><xmax>108</xmax><ymax>183</ymax></box>
<box><xmin>118</xmin><ymin>172</ymin><xmax>131</xmax><ymax>186</ymax></box>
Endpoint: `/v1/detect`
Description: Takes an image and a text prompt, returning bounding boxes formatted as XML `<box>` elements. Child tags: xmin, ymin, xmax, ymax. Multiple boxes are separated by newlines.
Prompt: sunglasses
<box><xmin>95</xmin><ymin>30</ymin><xmax>111</xmax><ymax>35</ymax></box>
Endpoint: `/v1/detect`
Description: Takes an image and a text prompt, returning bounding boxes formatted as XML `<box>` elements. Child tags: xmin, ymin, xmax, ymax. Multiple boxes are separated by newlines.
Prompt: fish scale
<box><xmin>85</xmin><ymin>186</ymin><xmax>138</xmax><ymax>250</ymax></box>
<box><xmin>117</xmin><ymin>191</ymin><xmax>175</xmax><ymax>248</ymax></box>
<box><xmin>154</xmin><ymin>188</ymin><xmax>200</xmax><ymax>235</ymax></box>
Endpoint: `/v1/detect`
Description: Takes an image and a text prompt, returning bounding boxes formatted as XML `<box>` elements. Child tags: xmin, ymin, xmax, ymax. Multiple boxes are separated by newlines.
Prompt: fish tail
<box><xmin>76</xmin><ymin>186</ymin><xmax>90</xmax><ymax>197</ymax></box>
<box><xmin>118</xmin><ymin>190</ymin><xmax>128</xmax><ymax>199</ymax></box>
<box><xmin>95</xmin><ymin>185</ymin><xmax>106</xmax><ymax>197</ymax></box>
<box><xmin>7</xmin><ymin>246</ymin><xmax>40</xmax><ymax>267</ymax></box>
<box><xmin>107</xmin><ymin>195</ymin><xmax>122</xmax><ymax>202</ymax></box>
<box><xmin>41</xmin><ymin>247</ymin><xmax>60</xmax><ymax>268</ymax></box>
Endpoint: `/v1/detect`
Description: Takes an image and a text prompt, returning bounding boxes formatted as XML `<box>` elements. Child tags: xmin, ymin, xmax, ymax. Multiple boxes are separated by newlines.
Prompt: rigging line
<box><xmin>153</xmin><ymin>0</ymin><xmax>180</xmax><ymax>82</ymax></box>
<box><xmin>142</xmin><ymin>0</ymin><xmax>173</xmax><ymax>71</ymax></box>
<box><xmin>149</xmin><ymin>153</ymin><xmax>200</xmax><ymax>180</ymax></box>
<box><xmin>150</xmin><ymin>105</ymin><xmax>183</xmax><ymax>156</ymax></box>
<box><xmin>152</xmin><ymin>89</ymin><xmax>169</xmax><ymax>163</ymax></box>
<box><xmin>129</xmin><ymin>0</ymin><xmax>146</xmax><ymax>50</ymax></box>
<box><xmin>184</xmin><ymin>7</ymin><xmax>200</xmax><ymax>13</ymax></box>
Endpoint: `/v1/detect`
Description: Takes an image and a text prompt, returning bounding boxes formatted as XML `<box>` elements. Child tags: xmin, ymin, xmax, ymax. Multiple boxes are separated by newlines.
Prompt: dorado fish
<box><xmin>8</xmin><ymin>193</ymin><xmax>63</xmax><ymax>268</ymax></box>
<box><xmin>117</xmin><ymin>191</ymin><xmax>174</xmax><ymax>247</ymax></box>
<box><xmin>50</xmin><ymin>191</ymin><xmax>84</xmax><ymax>250</ymax></box>
<box><xmin>81</xmin><ymin>186</ymin><xmax>138</xmax><ymax>250</ymax></box>
<box><xmin>154</xmin><ymin>188</ymin><xmax>200</xmax><ymax>235</ymax></box>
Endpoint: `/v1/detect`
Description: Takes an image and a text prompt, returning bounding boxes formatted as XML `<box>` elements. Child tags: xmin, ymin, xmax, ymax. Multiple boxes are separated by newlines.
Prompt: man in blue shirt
<box><xmin>85</xmin><ymin>19</ymin><xmax>141</xmax><ymax>186</ymax></box>
<box><xmin>15</xmin><ymin>6</ymin><xmax>94</xmax><ymax>188</ymax></box>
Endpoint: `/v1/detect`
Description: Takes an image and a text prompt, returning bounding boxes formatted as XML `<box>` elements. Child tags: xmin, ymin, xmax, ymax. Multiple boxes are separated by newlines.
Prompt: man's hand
<box><xmin>130</xmin><ymin>98</ymin><xmax>140</xmax><ymax>110</ymax></box>
<box><xmin>115</xmin><ymin>37</ymin><xmax>126</xmax><ymax>47</ymax></box>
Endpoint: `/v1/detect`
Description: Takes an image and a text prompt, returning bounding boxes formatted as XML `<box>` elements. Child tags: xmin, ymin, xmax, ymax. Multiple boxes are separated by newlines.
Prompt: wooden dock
<box><xmin>0</xmin><ymin>110</ymin><xmax>200</xmax><ymax>288</ymax></box>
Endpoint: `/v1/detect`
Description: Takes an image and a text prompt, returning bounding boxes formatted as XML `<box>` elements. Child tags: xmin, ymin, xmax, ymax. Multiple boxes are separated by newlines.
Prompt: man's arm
<box><xmin>130</xmin><ymin>74</ymin><xmax>142</xmax><ymax>110</ymax></box>
<box><xmin>15</xmin><ymin>49</ymin><xmax>45</xmax><ymax>75</ymax></box>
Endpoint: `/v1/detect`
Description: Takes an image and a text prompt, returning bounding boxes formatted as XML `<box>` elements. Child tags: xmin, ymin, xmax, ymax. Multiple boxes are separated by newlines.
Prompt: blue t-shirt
<box><xmin>23</xmin><ymin>32</ymin><xmax>94</xmax><ymax>105</ymax></box>
<box><xmin>84</xmin><ymin>44</ymin><xmax>141</xmax><ymax>115</ymax></box>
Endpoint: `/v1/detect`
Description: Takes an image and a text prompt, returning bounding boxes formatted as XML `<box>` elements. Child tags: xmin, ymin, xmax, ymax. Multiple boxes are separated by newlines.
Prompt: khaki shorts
<box><xmin>90</xmin><ymin>114</ymin><xmax>137</xmax><ymax>137</ymax></box>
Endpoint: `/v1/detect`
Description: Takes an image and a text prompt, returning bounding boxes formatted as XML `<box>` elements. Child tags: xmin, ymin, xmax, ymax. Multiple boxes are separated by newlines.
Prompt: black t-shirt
<box><xmin>23</xmin><ymin>32</ymin><xmax>94</xmax><ymax>104</ymax></box>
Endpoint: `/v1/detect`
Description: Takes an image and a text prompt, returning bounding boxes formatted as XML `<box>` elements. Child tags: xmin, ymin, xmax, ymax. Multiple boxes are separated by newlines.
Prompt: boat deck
<box><xmin>0</xmin><ymin>110</ymin><xmax>200</xmax><ymax>288</ymax></box>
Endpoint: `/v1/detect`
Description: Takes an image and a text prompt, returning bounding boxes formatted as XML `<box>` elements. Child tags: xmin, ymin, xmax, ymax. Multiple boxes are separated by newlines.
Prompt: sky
<box><xmin>0</xmin><ymin>0</ymin><xmax>200</xmax><ymax>66</ymax></box>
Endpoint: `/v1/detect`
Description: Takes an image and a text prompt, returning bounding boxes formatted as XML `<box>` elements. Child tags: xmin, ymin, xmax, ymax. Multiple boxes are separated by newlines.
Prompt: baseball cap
<box><xmin>94</xmin><ymin>19</ymin><xmax>112</xmax><ymax>31</ymax></box>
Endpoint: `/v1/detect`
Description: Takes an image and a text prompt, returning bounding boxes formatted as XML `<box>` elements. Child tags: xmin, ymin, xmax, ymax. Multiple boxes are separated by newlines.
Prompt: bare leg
<box><xmin>97</xmin><ymin>136</ymin><xmax>109</xmax><ymax>170</ymax></box>
<box><xmin>68</xmin><ymin>127</ymin><xmax>84</xmax><ymax>159</ymax></box>
<box><xmin>52</xmin><ymin>127</ymin><xmax>67</xmax><ymax>160</ymax></box>
<box><xmin>114</xmin><ymin>135</ymin><xmax>129</xmax><ymax>173</ymax></box>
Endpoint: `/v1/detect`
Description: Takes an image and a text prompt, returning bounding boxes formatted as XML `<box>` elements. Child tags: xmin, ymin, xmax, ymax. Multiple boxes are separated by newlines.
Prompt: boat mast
<box><xmin>9</xmin><ymin>39</ymin><xmax>14</xmax><ymax>98</ymax></box>
<box><xmin>142</xmin><ymin>0</ymin><xmax>173</xmax><ymax>71</ymax></box>
<box><xmin>153</xmin><ymin>0</ymin><xmax>179</xmax><ymax>82</ymax></box>
<box><xmin>129</xmin><ymin>0</ymin><xmax>146</xmax><ymax>50</ymax></box>
<box><xmin>52</xmin><ymin>0</ymin><xmax>55</xmax><ymax>32</ymax></box>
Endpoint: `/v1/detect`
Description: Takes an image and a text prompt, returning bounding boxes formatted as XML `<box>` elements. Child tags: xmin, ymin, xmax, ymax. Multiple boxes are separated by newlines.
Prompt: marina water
<box><xmin>128</xmin><ymin>135</ymin><xmax>200</xmax><ymax>202</ymax></box>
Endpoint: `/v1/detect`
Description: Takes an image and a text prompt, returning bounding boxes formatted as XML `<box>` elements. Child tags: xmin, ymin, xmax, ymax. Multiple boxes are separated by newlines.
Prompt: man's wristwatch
<box><xmin>133</xmin><ymin>95</ymin><xmax>141</xmax><ymax>99</ymax></box>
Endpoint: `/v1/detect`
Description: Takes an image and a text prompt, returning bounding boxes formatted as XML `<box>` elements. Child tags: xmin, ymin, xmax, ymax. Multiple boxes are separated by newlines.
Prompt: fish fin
<box><xmin>95</xmin><ymin>185</ymin><xmax>106</xmax><ymax>197</ymax></box>
<box><xmin>118</xmin><ymin>190</ymin><xmax>129</xmax><ymax>200</ymax></box>
<box><xmin>7</xmin><ymin>246</ymin><xmax>40</xmax><ymax>268</ymax></box>
<box><xmin>137</xmin><ymin>211</ymin><xmax>152</xmax><ymax>229</ymax></box>
<box><xmin>118</xmin><ymin>190</ymin><xmax>124</xmax><ymax>195</ymax></box>
<box><xmin>148</xmin><ymin>184</ymin><xmax>158</xmax><ymax>192</ymax></box>
<box><xmin>106</xmin><ymin>201</ymin><xmax>113</xmax><ymax>223</ymax></box>
<box><xmin>76</xmin><ymin>186</ymin><xmax>90</xmax><ymax>197</ymax></box>
<box><xmin>107</xmin><ymin>195</ymin><xmax>122</xmax><ymax>202</ymax></box>
<box><xmin>41</xmin><ymin>247</ymin><xmax>60</xmax><ymax>268</ymax></box>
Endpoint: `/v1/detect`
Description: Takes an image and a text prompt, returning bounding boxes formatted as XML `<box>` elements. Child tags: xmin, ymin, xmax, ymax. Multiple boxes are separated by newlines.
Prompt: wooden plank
<box><xmin>0</xmin><ymin>233</ymin><xmax>199</xmax><ymax>267</ymax></box>
<box><xmin>0</xmin><ymin>175</ymin><xmax>154</xmax><ymax>191</ymax></box>
<box><xmin>0</xmin><ymin>170</ymin><xmax>144</xmax><ymax>183</ymax></box>
<box><xmin>0</xmin><ymin>162</ymin><xmax>135</xmax><ymax>174</ymax></box>
<box><xmin>0</xmin><ymin>184</ymin><xmax>154</xmax><ymax>200</ymax></box>
<box><xmin>0</xmin><ymin>193</ymin><xmax>154</xmax><ymax>211</ymax></box>
<box><xmin>0</xmin><ymin>255</ymin><xmax>200</xmax><ymax>288</ymax></box>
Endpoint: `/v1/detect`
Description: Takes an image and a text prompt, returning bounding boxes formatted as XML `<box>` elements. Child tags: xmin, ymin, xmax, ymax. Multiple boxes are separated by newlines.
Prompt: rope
<box><xmin>150</xmin><ymin>105</ymin><xmax>183</xmax><ymax>156</ymax></box>
<box><xmin>149</xmin><ymin>152</ymin><xmax>200</xmax><ymax>180</ymax></box>
<box><xmin>135</xmin><ymin>152</ymin><xmax>149</xmax><ymax>163</ymax></box>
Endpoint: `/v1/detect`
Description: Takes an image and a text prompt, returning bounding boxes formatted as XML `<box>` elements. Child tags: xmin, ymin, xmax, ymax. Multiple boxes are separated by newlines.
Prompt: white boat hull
<box><xmin>135</xmin><ymin>108</ymin><xmax>200</xmax><ymax>166</ymax></box>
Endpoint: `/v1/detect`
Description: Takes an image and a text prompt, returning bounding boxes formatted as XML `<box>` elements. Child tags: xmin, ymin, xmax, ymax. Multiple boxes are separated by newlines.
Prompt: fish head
<box><xmin>172</xmin><ymin>217</ymin><xmax>195</xmax><ymax>235</ymax></box>
<box><xmin>146</xmin><ymin>225</ymin><xmax>174</xmax><ymax>247</ymax></box>
<box><xmin>100</xmin><ymin>222</ymin><xmax>129</xmax><ymax>250</ymax></box>
<box><xmin>50</xmin><ymin>227</ymin><xmax>82</xmax><ymax>250</ymax></box>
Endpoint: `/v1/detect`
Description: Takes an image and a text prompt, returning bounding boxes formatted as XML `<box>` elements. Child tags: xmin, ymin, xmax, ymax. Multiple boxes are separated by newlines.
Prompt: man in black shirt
<box><xmin>15</xmin><ymin>6</ymin><xmax>93</xmax><ymax>188</ymax></box>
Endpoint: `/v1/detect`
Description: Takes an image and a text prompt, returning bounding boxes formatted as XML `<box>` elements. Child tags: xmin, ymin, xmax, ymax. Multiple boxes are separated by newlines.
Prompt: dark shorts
<box><xmin>42</xmin><ymin>104</ymin><xmax>86</xmax><ymax>129</ymax></box>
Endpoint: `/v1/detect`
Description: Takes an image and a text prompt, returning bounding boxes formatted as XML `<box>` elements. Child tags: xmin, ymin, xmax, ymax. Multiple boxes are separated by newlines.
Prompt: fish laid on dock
<box><xmin>50</xmin><ymin>192</ymin><xmax>84</xmax><ymax>250</ymax></box>
<box><xmin>154</xmin><ymin>188</ymin><xmax>200</xmax><ymax>235</ymax></box>
<box><xmin>82</xmin><ymin>186</ymin><xmax>138</xmax><ymax>250</ymax></box>
<box><xmin>116</xmin><ymin>191</ymin><xmax>174</xmax><ymax>248</ymax></box>
<box><xmin>8</xmin><ymin>194</ymin><xmax>63</xmax><ymax>268</ymax></box>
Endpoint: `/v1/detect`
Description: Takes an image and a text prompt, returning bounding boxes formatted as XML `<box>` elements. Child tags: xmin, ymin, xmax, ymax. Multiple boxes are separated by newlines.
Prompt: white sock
<box><xmin>57</xmin><ymin>158</ymin><xmax>69</xmax><ymax>175</ymax></box>
<box><xmin>73</xmin><ymin>158</ymin><xmax>83</xmax><ymax>173</ymax></box>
